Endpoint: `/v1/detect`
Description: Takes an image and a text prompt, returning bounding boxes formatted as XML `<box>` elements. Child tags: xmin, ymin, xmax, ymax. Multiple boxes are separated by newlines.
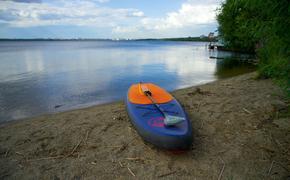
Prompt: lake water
<box><xmin>0</xmin><ymin>40</ymin><xmax>255</xmax><ymax>122</ymax></box>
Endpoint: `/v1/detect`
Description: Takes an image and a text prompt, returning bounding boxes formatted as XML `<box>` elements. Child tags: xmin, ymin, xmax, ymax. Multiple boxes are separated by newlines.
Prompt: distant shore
<box><xmin>0</xmin><ymin>72</ymin><xmax>289</xmax><ymax>179</ymax></box>
<box><xmin>0</xmin><ymin>36</ymin><xmax>216</xmax><ymax>42</ymax></box>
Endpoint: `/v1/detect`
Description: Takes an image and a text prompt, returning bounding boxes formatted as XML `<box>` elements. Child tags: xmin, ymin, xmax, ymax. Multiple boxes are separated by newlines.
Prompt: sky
<box><xmin>0</xmin><ymin>0</ymin><xmax>222</xmax><ymax>39</ymax></box>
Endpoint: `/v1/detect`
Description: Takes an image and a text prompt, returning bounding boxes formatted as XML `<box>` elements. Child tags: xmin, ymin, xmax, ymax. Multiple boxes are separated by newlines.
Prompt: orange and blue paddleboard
<box><xmin>126</xmin><ymin>83</ymin><xmax>192</xmax><ymax>150</ymax></box>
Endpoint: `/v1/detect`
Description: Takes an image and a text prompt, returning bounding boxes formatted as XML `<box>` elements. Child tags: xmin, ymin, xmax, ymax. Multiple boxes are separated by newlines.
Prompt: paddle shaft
<box><xmin>140</xmin><ymin>83</ymin><xmax>167</xmax><ymax>116</ymax></box>
<box><xmin>139</xmin><ymin>83</ymin><xmax>185</xmax><ymax>126</ymax></box>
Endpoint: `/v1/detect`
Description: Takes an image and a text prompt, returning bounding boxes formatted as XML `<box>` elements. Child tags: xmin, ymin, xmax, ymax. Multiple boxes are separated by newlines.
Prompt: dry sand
<box><xmin>0</xmin><ymin>72</ymin><xmax>289</xmax><ymax>179</ymax></box>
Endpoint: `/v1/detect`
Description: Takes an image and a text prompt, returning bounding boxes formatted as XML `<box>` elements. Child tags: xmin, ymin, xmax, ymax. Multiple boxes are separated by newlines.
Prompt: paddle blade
<box><xmin>164</xmin><ymin>115</ymin><xmax>185</xmax><ymax>126</ymax></box>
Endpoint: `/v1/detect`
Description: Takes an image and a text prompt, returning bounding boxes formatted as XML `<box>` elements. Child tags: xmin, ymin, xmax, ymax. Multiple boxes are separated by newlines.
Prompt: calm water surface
<box><xmin>0</xmin><ymin>40</ymin><xmax>254</xmax><ymax>122</ymax></box>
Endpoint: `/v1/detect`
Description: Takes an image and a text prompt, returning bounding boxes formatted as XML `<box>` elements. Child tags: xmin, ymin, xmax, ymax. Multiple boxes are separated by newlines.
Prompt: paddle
<box><xmin>139</xmin><ymin>82</ymin><xmax>185</xmax><ymax>126</ymax></box>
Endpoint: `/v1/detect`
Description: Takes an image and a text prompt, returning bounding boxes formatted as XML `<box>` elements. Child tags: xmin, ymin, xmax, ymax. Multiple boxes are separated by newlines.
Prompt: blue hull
<box><xmin>126</xmin><ymin>97</ymin><xmax>193</xmax><ymax>150</ymax></box>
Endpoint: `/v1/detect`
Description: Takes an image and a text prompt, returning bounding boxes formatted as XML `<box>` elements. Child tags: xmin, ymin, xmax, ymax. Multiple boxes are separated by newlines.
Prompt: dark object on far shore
<box><xmin>54</xmin><ymin>104</ymin><xmax>64</xmax><ymax>109</ymax></box>
<box><xmin>209</xmin><ymin>56</ymin><xmax>225</xmax><ymax>59</ymax></box>
<box><xmin>208</xmin><ymin>44</ymin><xmax>215</xmax><ymax>50</ymax></box>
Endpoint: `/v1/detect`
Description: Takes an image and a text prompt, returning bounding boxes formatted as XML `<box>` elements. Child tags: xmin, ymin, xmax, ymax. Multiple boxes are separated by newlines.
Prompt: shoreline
<box><xmin>0</xmin><ymin>72</ymin><xmax>289</xmax><ymax>179</ymax></box>
<box><xmin>0</xmin><ymin>100</ymin><xmax>124</xmax><ymax>128</ymax></box>
<box><xmin>0</xmin><ymin>79</ymin><xmax>219</xmax><ymax>125</ymax></box>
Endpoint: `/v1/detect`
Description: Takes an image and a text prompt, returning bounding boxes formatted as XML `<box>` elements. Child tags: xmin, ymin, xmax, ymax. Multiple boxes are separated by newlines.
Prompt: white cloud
<box><xmin>0</xmin><ymin>0</ymin><xmax>220</xmax><ymax>38</ymax></box>
<box><xmin>132</xmin><ymin>11</ymin><xmax>144</xmax><ymax>17</ymax></box>
<box><xmin>111</xmin><ymin>0</ymin><xmax>219</xmax><ymax>38</ymax></box>
<box><xmin>112</xmin><ymin>26</ymin><xmax>139</xmax><ymax>33</ymax></box>
<box><xmin>93</xmin><ymin>0</ymin><xmax>110</xmax><ymax>3</ymax></box>
<box><xmin>0</xmin><ymin>0</ymin><xmax>143</xmax><ymax>27</ymax></box>
<box><xmin>141</xmin><ymin>2</ymin><xmax>217</xmax><ymax>31</ymax></box>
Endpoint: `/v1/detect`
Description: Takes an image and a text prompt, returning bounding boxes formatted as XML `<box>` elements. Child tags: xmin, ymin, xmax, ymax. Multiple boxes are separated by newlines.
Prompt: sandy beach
<box><xmin>0</xmin><ymin>72</ymin><xmax>289</xmax><ymax>179</ymax></box>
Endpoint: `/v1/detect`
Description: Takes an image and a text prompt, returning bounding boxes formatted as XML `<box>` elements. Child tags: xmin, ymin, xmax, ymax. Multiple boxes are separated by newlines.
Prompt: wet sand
<box><xmin>0</xmin><ymin>72</ymin><xmax>289</xmax><ymax>179</ymax></box>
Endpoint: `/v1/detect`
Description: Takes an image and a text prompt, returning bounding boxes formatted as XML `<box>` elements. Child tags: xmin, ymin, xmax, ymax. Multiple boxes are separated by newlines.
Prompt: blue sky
<box><xmin>0</xmin><ymin>0</ymin><xmax>221</xmax><ymax>39</ymax></box>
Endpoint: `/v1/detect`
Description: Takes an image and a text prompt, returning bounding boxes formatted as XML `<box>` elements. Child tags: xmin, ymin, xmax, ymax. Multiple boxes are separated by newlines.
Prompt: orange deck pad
<box><xmin>128</xmin><ymin>83</ymin><xmax>173</xmax><ymax>104</ymax></box>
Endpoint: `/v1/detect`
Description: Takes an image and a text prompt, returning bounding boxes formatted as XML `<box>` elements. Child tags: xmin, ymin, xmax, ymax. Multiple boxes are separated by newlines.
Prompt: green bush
<box><xmin>217</xmin><ymin>0</ymin><xmax>290</xmax><ymax>96</ymax></box>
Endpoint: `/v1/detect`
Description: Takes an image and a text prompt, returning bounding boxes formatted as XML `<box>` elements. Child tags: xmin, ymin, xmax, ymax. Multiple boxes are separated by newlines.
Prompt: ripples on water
<box><xmin>0</xmin><ymin>40</ymin><xmax>255</xmax><ymax>122</ymax></box>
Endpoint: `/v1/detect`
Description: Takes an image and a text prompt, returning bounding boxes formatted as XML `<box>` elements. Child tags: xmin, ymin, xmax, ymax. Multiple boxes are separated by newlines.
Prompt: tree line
<box><xmin>217</xmin><ymin>0</ymin><xmax>289</xmax><ymax>94</ymax></box>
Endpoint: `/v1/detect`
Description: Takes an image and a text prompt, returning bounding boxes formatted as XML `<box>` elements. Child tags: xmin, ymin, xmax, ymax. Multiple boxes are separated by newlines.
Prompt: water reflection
<box><xmin>215</xmin><ymin>55</ymin><xmax>256</xmax><ymax>79</ymax></box>
<box><xmin>0</xmin><ymin>41</ymin><xmax>254</xmax><ymax>122</ymax></box>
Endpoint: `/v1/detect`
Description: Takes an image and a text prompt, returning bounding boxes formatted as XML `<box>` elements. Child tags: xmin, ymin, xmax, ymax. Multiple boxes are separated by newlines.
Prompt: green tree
<box><xmin>217</xmin><ymin>0</ymin><xmax>290</xmax><ymax>95</ymax></box>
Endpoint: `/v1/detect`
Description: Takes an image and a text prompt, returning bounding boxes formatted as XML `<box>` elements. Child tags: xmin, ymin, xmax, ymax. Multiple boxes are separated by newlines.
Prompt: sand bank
<box><xmin>0</xmin><ymin>72</ymin><xmax>289</xmax><ymax>179</ymax></box>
